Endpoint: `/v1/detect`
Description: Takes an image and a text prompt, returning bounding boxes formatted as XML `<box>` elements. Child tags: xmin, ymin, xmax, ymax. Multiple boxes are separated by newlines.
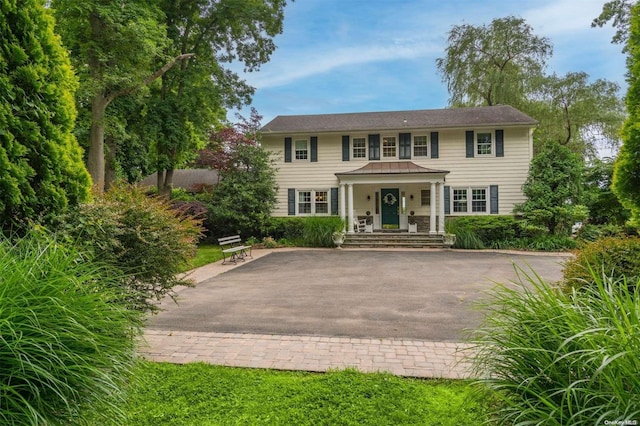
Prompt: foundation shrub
<box><xmin>58</xmin><ymin>184</ymin><xmax>203</xmax><ymax>313</ymax></box>
<box><xmin>262</xmin><ymin>216</ymin><xmax>306</xmax><ymax>242</ymax></box>
<box><xmin>0</xmin><ymin>233</ymin><xmax>141</xmax><ymax>425</ymax></box>
<box><xmin>471</xmin><ymin>267</ymin><xmax>640</xmax><ymax>425</ymax></box>
<box><xmin>563</xmin><ymin>236</ymin><xmax>640</xmax><ymax>293</ymax></box>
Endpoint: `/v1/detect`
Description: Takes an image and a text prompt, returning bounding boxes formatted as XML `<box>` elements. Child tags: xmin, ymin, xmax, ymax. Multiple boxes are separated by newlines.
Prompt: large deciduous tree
<box><xmin>613</xmin><ymin>2</ymin><xmax>640</xmax><ymax>226</ymax></box>
<box><xmin>52</xmin><ymin>0</ymin><xmax>193</xmax><ymax>191</ymax></box>
<box><xmin>592</xmin><ymin>0</ymin><xmax>636</xmax><ymax>48</ymax></box>
<box><xmin>436</xmin><ymin>16</ymin><xmax>552</xmax><ymax>108</ymax></box>
<box><xmin>0</xmin><ymin>0</ymin><xmax>90</xmax><ymax>233</ymax></box>
<box><xmin>148</xmin><ymin>0</ymin><xmax>287</xmax><ymax>196</ymax></box>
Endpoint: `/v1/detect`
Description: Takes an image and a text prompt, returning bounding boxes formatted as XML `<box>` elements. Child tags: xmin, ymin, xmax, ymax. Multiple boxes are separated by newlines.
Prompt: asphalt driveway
<box><xmin>146</xmin><ymin>250</ymin><xmax>569</xmax><ymax>342</ymax></box>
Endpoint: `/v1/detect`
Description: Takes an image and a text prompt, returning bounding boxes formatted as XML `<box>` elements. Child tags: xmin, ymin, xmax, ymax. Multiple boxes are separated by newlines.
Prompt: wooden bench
<box><xmin>218</xmin><ymin>235</ymin><xmax>252</xmax><ymax>265</ymax></box>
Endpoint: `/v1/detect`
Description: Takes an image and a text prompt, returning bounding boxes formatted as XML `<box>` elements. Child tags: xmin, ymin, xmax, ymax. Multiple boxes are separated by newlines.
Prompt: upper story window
<box><xmin>295</xmin><ymin>140</ymin><xmax>308</xmax><ymax>160</ymax></box>
<box><xmin>476</xmin><ymin>133</ymin><xmax>493</xmax><ymax>156</ymax></box>
<box><xmin>353</xmin><ymin>137</ymin><xmax>366</xmax><ymax>159</ymax></box>
<box><xmin>382</xmin><ymin>136</ymin><xmax>396</xmax><ymax>158</ymax></box>
<box><xmin>414</xmin><ymin>135</ymin><xmax>428</xmax><ymax>157</ymax></box>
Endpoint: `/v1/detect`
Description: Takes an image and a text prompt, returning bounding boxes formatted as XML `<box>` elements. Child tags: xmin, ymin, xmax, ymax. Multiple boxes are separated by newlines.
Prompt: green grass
<box><xmin>118</xmin><ymin>362</ymin><xmax>493</xmax><ymax>425</ymax></box>
<box><xmin>181</xmin><ymin>244</ymin><xmax>224</xmax><ymax>271</ymax></box>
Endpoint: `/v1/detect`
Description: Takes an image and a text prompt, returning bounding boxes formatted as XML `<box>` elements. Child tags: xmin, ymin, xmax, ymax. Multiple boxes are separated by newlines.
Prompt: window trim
<box><xmin>352</xmin><ymin>136</ymin><xmax>367</xmax><ymax>160</ymax></box>
<box><xmin>294</xmin><ymin>139</ymin><xmax>309</xmax><ymax>161</ymax></box>
<box><xmin>450</xmin><ymin>186</ymin><xmax>490</xmax><ymax>215</ymax></box>
<box><xmin>475</xmin><ymin>131</ymin><xmax>494</xmax><ymax>157</ymax></box>
<box><xmin>296</xmin><ymin>189</ymin><xmax>331</xmax><ymax>216</ymax></box>
<box><xmin>413</xmin><ymin>135</ymin><xmax>429</xmax><ymax>157</ymax></box>
<box><xmin>382</xmin><ymin>135</ymin><xmax>397</xmax><ymax>158</ymax></box>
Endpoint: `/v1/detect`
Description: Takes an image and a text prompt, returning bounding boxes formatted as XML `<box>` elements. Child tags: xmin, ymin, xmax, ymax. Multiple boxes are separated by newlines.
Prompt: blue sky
<box><xmin>230</xmin><ymin>0</ymin><xmax>626</xmax><ymax>125</ymax></box>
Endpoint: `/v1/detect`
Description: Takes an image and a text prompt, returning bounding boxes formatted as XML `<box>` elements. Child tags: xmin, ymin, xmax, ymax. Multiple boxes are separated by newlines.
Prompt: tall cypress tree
<box><xmin>0</xmin><ymin>0</ymin><xmax>90</xmax><ymax>233</ymax></box>
<box><xmin>614</xmin><ymin>3</ymin><xmax>640</xmax><ymax>226</ymax></box>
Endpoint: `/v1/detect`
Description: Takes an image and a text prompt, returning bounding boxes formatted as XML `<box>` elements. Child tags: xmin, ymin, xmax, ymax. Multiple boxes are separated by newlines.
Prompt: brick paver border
<box><xmin>139</xmin><ymin>329</ymin><xmax>475</xmax><ymax>379</ymax></box>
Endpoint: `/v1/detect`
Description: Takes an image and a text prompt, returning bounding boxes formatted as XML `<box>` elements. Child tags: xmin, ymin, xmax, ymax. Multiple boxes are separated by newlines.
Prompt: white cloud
<box><xmin>523</xmin><ymin>0</ymin><xmax>608</xmax><ymax>35</ymax></box>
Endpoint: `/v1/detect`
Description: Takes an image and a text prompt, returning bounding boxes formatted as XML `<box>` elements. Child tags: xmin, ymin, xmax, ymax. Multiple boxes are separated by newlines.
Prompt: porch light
<box><xmin>367</xmin><ymin>195</ymin><xmax>371</xmax><ymax>200</ymax></box>
<box><xmin>410</xmin><ymin>194</ymin><xmax>414</xmax><ymax>200</ymax></box>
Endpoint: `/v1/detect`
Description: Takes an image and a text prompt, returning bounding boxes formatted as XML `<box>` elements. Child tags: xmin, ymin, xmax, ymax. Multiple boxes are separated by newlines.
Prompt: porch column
<box><xmin>340</xmin><ymin>183</ymin><xmax>346</xmax><ymax>232</ymax></box>
<box><xmin>347</xmin><ymin>183</ymin><xmax>354</xmax><ymax>234</ymax></box>
<box><xmin>438</xmin><ymin>181</ymin><xmax>445</xmax><ymax>234</ymax></box>
<box><xmin>429</xmin><ymin>182</ymin><xmax>437</xmax><ymax>234</ymax></box>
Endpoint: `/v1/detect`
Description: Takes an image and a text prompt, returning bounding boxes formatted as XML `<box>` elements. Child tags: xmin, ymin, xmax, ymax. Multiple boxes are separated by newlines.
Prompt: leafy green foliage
<box><xmin>517</xmin><ymin>140</ymin><xmax>588</xmax><ymax>235</ymax></box>
<box><xmin>563</xmin><ymin>236</ymin><xmax>640</xmax><ymax>293</ymax></box>
<box><xmin>117</xmin><ymin>363</ymin><xmax>492</xmax><ymax>425</ymax></box>
<box><xmin>0</xmin><ymin>0</ymin><xmax>90</xmax><ymax>233</ymax></box>
<box><xmin>583</xmin><ymin>157</ymin><xmax>630</xmax><ymax>225</ymax></box>
<box><xmin>592</xmin><ymin>0</ymin><xmax>635</xmax><ymax>47</ymax></box>
<box><xmin>0</xmin><ymin>233</ymin><xmax>141</xmax><ymax>425</ymax></box>
<box><xmin>262</xmin><ymin>216</ymin><xmax>306</xmax><ymax>242</ymax></box>
<box><xmin>59</xmin><ymin>184</ymin><xmax>203</xmax><ymax>313</ymax></box>
<box><xmin>436</xmin><ymin>16</ymin><xmax>552</xmax><ymax>107</ymax></box>
<box><xmin>301</xmin><ymin>216</ymin><xmax>345</xmax><ymax>247</ymax></box>
<box><xmin>472</xmin><ymin>267</ymin><xmax>640</xmax><ymax>425</ymax></box>
<box><xmin>614</xmin><ymin>3</ymin><xmax>640</xmax><ymax>227</ymax></box>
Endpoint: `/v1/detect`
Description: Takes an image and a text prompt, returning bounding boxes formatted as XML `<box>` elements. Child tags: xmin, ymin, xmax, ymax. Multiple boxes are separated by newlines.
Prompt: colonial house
<box><xmin>260</xmin><ymin>105</ymin><xmax>537</xmax><ymax>235</ymax></box>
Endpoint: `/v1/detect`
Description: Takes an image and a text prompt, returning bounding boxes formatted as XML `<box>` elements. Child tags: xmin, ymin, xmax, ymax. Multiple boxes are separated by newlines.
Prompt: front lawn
<box><xmin>120</xmin><ymin>362</ymin><xmax>494</xmax><ymax>425</ymax></box>
<box><xmin>182</xmin><ymin>244</ymin><xmax>224</xmax><ymax>271</ymax></box>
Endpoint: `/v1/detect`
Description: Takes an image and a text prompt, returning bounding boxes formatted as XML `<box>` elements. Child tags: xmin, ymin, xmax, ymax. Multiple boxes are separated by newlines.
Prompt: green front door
<box><xmin>381</xmin><ymin>188</ymin><xmax>399</xmax><ymax>229</ymax></box>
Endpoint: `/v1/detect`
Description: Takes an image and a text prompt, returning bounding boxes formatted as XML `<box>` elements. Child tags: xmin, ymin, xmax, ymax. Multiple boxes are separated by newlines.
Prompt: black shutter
<box><xmin>287</xmin><ymin>188</ymin><xmax>296</xmax><ymax>215</ymax></box>
<box><xmin>444</xmin><ymin>185</ymin><xmax>450</xmax><ymax>215</ymax></box>
<box><xmin>310</xmin><ymin>136</ymin><xmax>318</xmax><ymax>162</ymax></box>
<box><xmin>331</xmin><ymin>187</ymin><xmax>339</xmax><ymax>215</ymax></box>
<box><xmin>284</xmin><ymin>137</ymin><xmax>292</xmax><ymax>163</ymax></box>
<box><xmin>342</xmin><ymin>135</ymin><xmax>350</xmax><ymax>161</ymax></box>
<box><xmin>368</xmin><ymin>134</ymin><xmax>380</xmax><ymax>160</ymax></box>
<box><xmin>465</xmin><ymin>131</ymin><xmax>474</xmax><ymax>158</ymax></box>
<box><xmin>490</xmin><ymin>185</ymin><xmax>499</xmax><ymax>214</ymax></box>
<box><xmin>399</xmin><ymin>132</ymin><xmax>411</xmax><ymax>159</ymax></box>
<box><xmin>430</xmin><ymin>132</ymin><xmax>439</xmax><ymax>159</ymax></box>
<box><xmin>495</xmin><ymin>130</ymin><xmax>504</xmax><ymax>157</ymax></box>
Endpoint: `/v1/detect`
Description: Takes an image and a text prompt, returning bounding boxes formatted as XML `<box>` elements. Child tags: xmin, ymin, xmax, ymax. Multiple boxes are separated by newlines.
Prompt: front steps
<box><xmin>342</xmin><ymin>232</ymin><xmax>451</xmax><ymax>249</ymax></box>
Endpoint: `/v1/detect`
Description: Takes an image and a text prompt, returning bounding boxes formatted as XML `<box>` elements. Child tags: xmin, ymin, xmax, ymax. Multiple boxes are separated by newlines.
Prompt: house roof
<box><xmin>139</xmin><ymin>169</ymin><xmax>219</xmax><ymax>191</ymax></box>
<box><xmin>336</xmin><ymin>161</ymin><xmax>449</xmax><ymax>176</ymax></box>
<box><xmin>261</xmin><ymin>105</ymin><xmax>538</xmax><ymax>134</ymax></box>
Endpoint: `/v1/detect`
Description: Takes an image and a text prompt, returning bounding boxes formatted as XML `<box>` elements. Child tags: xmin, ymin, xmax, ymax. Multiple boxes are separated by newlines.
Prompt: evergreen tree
<box><xmin>0</xmin><ymin>0</ymin><xmax>90</xmax><ymax>233</ymax></box>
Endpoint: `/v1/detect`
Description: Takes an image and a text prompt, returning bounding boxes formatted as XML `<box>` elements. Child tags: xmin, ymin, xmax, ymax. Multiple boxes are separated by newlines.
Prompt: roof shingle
<box><xmin>261</xmin><ymin>105</ymin><xmax>537</xmax><ymax>134</ymax></box>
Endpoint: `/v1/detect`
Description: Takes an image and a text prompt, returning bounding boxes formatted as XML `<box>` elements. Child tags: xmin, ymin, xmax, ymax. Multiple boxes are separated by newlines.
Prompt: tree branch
<box><xmin>105</xmin><ymin>53</ymin><xmax>196</xmax><ymax>105</ymax></box>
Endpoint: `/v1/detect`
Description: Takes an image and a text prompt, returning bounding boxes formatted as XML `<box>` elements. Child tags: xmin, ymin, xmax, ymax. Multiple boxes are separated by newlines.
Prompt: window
<box><xmin>414</xmin><ymin>135</ymin><xmax>428</xmax><ymax>157</ymax></box>
<box><xmin>295</xmin><ymin>140</ymin><xmax>308</xmax><ymax>160</ymax></box>
<box><xmin>476</xmin><ymin>133</ymin><xmax>492</xmax><ymax>155</ymax></box>
<box><xmin>451</xmin><ymin>187</ymin><xmax>489</xmax><ymax>213</ymax></box>
<box><xmin>382</xmin><ymin>136</ymin><xmax>396</xmax><ymax>158</ymax></box>
<box><xmin>352</xmin><ymin>137</ymin><xmax>366</xmax><ymax>158</ymax></box>
<box><xmin>297</xmin><ymin>190</ymin><xmax>330</xmax><ymax>215</ymax></box>
<box><xmin>472</xmin><ymin>189</ymin><xmax>487</xmax><ymax>212</ymax></box>
<box><xmin>453</xmin><ymin>189</ymin><xmax>468</xmax><ymax>213</ymax></box>
<box><xmin>421</xmin><ymin>189</ymin><xmax>431</xmax><ymax>206</ymax></box>
<box><xmin>298</xmin><ymin>191</ymin><xmax>311</xmax><ymax>213</ymax></box>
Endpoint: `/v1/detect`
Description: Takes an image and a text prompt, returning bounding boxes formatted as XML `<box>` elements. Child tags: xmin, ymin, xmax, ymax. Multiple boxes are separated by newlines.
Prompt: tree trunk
<box><xmin>87</xmin><ymin>94</ymin><xmax>107</xmax><ymax>191</ymax></box>
<box><xmin>156</xmin><ymin>169</ymin><xmax>164</xmax><ymax>193</ymax></box>
<box><xmin>159</xmin><ymin>168</ymin><xmax>174</xmax><ymax>197</ymax></box>
<box><xmin>105</xmin><ymin>134</ymin><xmax>116</xmax><ymax>191</ymax></box>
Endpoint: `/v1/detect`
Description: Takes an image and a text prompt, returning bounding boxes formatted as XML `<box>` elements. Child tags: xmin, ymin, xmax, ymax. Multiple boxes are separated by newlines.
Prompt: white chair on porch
<box><xmin>353</xmin><ymin>216</ymin><xmax>368</xmax><ymax>233</ymax></box>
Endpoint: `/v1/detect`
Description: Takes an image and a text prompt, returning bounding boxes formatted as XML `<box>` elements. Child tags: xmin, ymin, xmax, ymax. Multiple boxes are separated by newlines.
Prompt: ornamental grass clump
<box><xmin>0</xmin><ymin>234</ymin><xmax>142</xmax><ymax>425</ymax></box>
<box><xmin>471</xmin><ymin>267</ymin><xmax>640</xmax><ymax>425</ymax></box>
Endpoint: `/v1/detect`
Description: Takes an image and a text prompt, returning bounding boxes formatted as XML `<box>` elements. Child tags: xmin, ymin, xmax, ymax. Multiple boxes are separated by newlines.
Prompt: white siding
<box><xmin>262</xmin><ymin>126</ymin><xmax>533</xmax><ymax>217</ymax></box>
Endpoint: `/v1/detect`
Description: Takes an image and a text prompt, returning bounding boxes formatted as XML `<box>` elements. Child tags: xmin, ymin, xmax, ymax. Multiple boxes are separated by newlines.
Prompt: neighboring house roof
<box><xmin>261</xmin><ymin>105</ymin><xmax>538</xmax><ymax>134</ymax></box>
<box><xmin>336</xmin><ymin>161</ymin><xmax>449</xmax><ymax>176</ymax></box>
<box><xmin>139</xmin><ymin>169</ymin><xmax>219</xmax><ymax>192</ymax></box>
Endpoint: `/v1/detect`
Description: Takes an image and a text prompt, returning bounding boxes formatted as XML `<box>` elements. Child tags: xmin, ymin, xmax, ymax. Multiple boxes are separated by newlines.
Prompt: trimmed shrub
<box><xmin>262</xmin><ymin>216</ymin><xmax>306</xmax><ymax>242</ymax></box>
<box><xmin>563</xmin><ymin>236</ymin><xmax>640</xmax><ymax>293</ymax></box>
<box><xmin>471</xmin><ymin>267</ymin><xmax>640</xmax><ymax>424</ymax></box>
<box><xmin>301</xmin><ymin>216</ymin><xmax>344</xmax><ymax>247</ymax></box>
<box><xmin>449</xmin><ymin>216</ymin><xmax>520</xmax><ymax>243</ymax></box>
<box><xmin>0</xmin><ymin>233</ymin><xmax>141</xmax><ymax>425</ymax></box>
<box><xmin>58</xmin><ymin>184</ymin><xmax>203</xmax><ymax>313</ymax></box>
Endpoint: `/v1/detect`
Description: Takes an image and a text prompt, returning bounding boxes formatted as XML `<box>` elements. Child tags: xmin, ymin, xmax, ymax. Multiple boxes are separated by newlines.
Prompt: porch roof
<box><xmin>335</xmin><ymin>161</ymin><xmax>449</xmax><ymax>177</ymax></box>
